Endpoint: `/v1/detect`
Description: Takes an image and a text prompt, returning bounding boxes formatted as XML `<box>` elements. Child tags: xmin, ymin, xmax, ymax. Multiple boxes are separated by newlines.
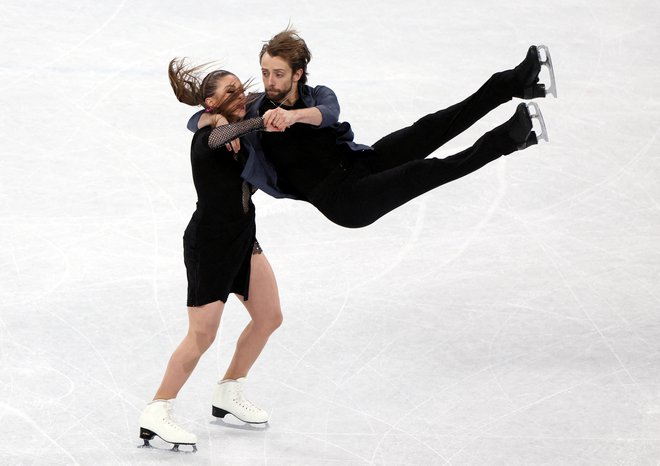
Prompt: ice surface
<box><xmin>2</xmin><ymin>0</ymin><xmax>660</xmax><ymax>464</ymax></box>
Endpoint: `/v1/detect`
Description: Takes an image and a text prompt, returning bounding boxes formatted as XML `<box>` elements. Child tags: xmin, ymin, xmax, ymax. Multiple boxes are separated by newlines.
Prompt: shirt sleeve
<box><xmin>312</xmin><ymin>85</ymin><xmax>341</xmax><ymax>128</ymax></box>
<box><xmin>207</xmin><ymin>117</ymin><xmax>265</xmax><ymax>149</ymax></box>
<box><xmin>187</xmin><ymin>109</ymin><xmax>205</xmax><ymax>132</ymax></box>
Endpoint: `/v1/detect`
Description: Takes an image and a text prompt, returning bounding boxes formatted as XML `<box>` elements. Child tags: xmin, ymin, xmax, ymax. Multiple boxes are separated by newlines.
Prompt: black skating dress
<box><xmin>183</xmin><ymin>123</ymin><xmax>262</xmax><ymax>307</ymax></box>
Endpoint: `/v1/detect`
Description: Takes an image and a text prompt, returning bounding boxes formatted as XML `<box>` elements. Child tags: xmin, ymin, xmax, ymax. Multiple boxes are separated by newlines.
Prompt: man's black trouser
<box><xmin>310</xmin><ymin>70</ymin><xmax>524</xmax><ymax>228</ymax></box>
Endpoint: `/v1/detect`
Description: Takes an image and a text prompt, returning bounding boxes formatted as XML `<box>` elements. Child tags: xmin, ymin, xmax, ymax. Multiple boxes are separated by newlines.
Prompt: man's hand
<box><xmin>263</xmin><ymin>108</ymin><xmax>297</xmax><ymax>131</ymax></box>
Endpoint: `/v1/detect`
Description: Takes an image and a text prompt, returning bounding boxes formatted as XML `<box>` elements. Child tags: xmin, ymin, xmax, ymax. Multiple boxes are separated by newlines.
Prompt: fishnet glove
<box><xmin>207</xmin><ymin>117</ymin><xmax>265</xmax><ymax>149</ymax></box>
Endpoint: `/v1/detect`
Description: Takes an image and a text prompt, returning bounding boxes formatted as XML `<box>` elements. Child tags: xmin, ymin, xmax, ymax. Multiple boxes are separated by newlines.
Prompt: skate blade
<box><xmin>212</xmin><ymin>405</ymin><xmax>269</xmax><ymax>425</ymax></box>
<box><xmin>138</xmin><ymin>432</ymin><xmax>197</xmax><ymax>453</ymax></box>
<box><xmin>526</xmin><ymin>102</ymin><xmax>549</xmax><ymax>142</ymax></box>
<box><xmin>171</xmin><ymin>444</ymin><xmax>198</xmax><ymax>453</ymax></box>
<box><xmin>537</xmin><ymin>45</ymin><xmax>557</xmax><ymax>98</ymax></box>
<box><xmin>137</xmin><ymin>440</ymin><xmax>197</xmax><ymax>453</ymax></box>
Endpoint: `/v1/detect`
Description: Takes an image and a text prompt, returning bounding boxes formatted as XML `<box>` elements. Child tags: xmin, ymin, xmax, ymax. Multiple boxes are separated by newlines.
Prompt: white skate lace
<box><xmin>233</xmin><ymin>389</ymin><xmax>261</xmax><ymax>413</ymax></box>
<box><xmin>162</xmin><ymin>404</ymin><xmax>188</xmax><ymax>432</ymax></box>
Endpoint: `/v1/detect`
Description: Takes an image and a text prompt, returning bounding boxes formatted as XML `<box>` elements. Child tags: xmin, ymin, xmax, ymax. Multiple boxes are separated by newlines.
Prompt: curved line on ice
<box><xmin>0</xmin><ymin>402</ymin><xmax>79</xmax><ymax>465</ymax></box>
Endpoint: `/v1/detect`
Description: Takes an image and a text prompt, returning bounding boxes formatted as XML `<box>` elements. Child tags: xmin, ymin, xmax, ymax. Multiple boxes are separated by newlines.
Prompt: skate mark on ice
<box><xmin>1</xmin><ymin>0</ymin><xmax>129</xmax><ymax>92</ymax></box>
<box><xmin>443</xmin><ymin>161</ymin><xmax>508</xmax><ymax>266</ymax></box>
<box><xmin>283</xmin><ymin>275</ymin><xmax>352</xmax><ymax>379</ymax></box>
<box><xmin>47</xmin><ymin>311</ymin><xmax>135</xmax><ymax>443</ymax></box>
<box><xmin>366</xmin><ymin>314</ymin><xmax>601</xmax><ymax>464</ymax></box>
<box><xmin>0</xmin><ymin>402</ymin><xmax>79</xmax><ymax>464</ymax></box>
<box><xmin>78</xmin><ymin>105</ymin><xmax>186</xmax><ymax>215</ymax></box>
<box><xmin>2</xmin><ymin>234</ymin><xmax>72</xmax><ymax>307</ymax></box>
<box><xmin>369</xmin><ymin>394</ymin><xmax>452</xmax><ymax>465</ymax></box>
<box><xmin>76</xmin><ymin>105</ymin><xmax>183</xmax><ymax>337</ymax></box>
<box><xmin>408</xmin><ymin>159</ymin><xmax>509</xmax><ymax>287</ymax></box>
<box><xmin>274</xmin><ymin>380</ymin><xmax>448</xmax><ymax>465</ymax></box>
<box><xmin>444</xmin><ymin>360</ymin><xmax>657</xmax><ymax>461</ymax></box>
<box><xmin>486</xmin><ymin>310</ymin><xmax>518</xmax><ymax>406</ymax></box>
<box><xmin>513</xmin><ymin>211</ymin><xmax>638</xmax><ymax>384</ymax></box>
<box><xmin>535</xmin><ymin>127</ymin><xmax>659</xmax><ymax>216</ymax></box>
<box><xmin>354</xmin><ymin>198</ymin><xmax>427</xmax><ymax>289</ymax></box>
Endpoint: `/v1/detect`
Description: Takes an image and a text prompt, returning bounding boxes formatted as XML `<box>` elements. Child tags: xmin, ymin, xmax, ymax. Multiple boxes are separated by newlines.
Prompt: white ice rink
<box><xmin>2</xmin><ymin>0</ymin><xmax>660</xmax><ymax>464</ymax></box>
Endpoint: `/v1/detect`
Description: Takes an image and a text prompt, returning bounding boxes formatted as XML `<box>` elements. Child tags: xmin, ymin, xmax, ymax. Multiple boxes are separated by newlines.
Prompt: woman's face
<box><xmin>211</xmin><ymin>74</ymin><xmax>247</xmax><ymax>120</ymax></box>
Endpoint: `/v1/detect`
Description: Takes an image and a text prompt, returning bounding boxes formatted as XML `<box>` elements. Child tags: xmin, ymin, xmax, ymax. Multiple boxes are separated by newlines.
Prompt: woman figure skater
<box><xmin>138</xmin><ymin>59</ymin><xmax>282</xmax><ymax>452</ymax></box>
<box><xmin>190</xmin><ymin>29</ymin><xmax>556</xmax><ymax>229</ymax></box>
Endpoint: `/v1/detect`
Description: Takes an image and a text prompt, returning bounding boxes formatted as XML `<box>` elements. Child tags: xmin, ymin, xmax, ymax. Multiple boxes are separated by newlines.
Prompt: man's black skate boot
<box><xmin>504</xmin><ymin>102</ymin><xmax>538</xmax><ymax>151</ymax></box>
<box><xmin>512</xmin><ymin>46</ymin><xmax>546</xmax><ymax>99</ymax></box>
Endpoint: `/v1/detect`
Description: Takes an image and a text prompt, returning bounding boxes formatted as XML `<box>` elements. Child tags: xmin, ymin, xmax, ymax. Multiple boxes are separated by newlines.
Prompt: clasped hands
<box><xmin>209</xmin><ymin>108</ymin><xmax>292</xmax><ymax>154</ymax></box>
<box><xmin>262</xmin><ymin>108</ymin><xmax>295</xmax><ymax>132</ymax></box>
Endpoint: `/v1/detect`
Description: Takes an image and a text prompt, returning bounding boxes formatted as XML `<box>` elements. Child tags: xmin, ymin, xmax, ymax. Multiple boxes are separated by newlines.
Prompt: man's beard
<box><xmin>266</xmin><ymin>83</ymin><xmax>293</xmax><ymax>103</ymax></box>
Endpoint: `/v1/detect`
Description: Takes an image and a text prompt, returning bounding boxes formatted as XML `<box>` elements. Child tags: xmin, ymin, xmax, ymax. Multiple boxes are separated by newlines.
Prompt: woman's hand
<box><xmin>209</xmin><ymin>114</ymin><xmax>229</xmax><ymax>127</ymax></box>
<box><xmin>225</xmin><ymin>138</ymin><xmax>241</xmax><ymax>153</ymax></box>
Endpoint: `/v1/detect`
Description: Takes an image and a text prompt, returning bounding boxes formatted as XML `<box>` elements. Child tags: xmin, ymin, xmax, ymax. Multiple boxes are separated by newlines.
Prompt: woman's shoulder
<box><xmin>191</xmin><ymin>125</ymin><xmax>213</xmax><ymax>146</ymax></box>
<box><xmin>192</xmin><ymin>125</ymin><xmax>231</xmax><ymax>157</ymax></box>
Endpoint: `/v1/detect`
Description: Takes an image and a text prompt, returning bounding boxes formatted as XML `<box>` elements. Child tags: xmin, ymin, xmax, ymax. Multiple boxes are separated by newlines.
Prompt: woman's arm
<box><xmin>207</xmin><ymin>117</ymin><xmax>266</xmax><ymax>149</ymax></box>
<box><xmin>188</xmin><ymin>110</ymin><xmax>225</xmax><ymax>132</ymax></box>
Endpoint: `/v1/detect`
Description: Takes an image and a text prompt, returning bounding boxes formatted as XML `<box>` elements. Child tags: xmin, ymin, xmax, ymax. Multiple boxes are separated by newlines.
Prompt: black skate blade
<box><xmin>537</xmin><ymin>45</ymin><xmax>557</xmax><ymax>97</ymax></box>
<box><xmin>138</xmin><ymin>439</ymin><xmax>153</xmax><ymax>449</ymax></box>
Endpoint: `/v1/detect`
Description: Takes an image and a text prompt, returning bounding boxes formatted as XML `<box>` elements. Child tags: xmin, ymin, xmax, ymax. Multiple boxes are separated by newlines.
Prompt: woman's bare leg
<box><xmin>153</xmin><ymin>300</ymin><xmax>224</xmax><ymax>400</ymax></box>
<box><xmin>223</xmin><ymin>253</ymin><xmax>282</xmax><ymax>380</ymax></box>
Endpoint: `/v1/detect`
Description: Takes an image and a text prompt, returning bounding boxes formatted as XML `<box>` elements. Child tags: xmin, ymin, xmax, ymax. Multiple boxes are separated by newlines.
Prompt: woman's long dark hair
<box><xmin>168</xmin><ymin>58</ymin><xmax>253</xmax><ymax>122</ymax></box>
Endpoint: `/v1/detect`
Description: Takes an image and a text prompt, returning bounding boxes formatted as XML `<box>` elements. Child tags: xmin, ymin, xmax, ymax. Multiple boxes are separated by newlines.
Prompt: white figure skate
<box><xmin>138</xmin><ymin>399</ymin><xmax>197</xmax><ymax>453</ymax></box>
<box><xmin>212</xmin><ymin>378</ymin><xmax>269</xmax><ymax>424</ymax></box>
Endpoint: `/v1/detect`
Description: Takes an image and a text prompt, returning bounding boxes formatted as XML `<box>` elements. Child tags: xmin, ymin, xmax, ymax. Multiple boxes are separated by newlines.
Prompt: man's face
<box><xmin>260</xmin><ymin>52</ymin><xmax>299</xmax><ymax>102</ymax></box>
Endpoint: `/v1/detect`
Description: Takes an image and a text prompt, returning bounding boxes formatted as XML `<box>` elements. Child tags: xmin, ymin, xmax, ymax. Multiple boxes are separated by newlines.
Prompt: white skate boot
<box><xmin>212</xmin><ymin>378</ymin><xmax>269</xmax><ymax>424</ymax></box>
<box><xmin>138</xmin><ymin>399</ymin><xmax>197</xmax><ymax>452</ymax></box>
